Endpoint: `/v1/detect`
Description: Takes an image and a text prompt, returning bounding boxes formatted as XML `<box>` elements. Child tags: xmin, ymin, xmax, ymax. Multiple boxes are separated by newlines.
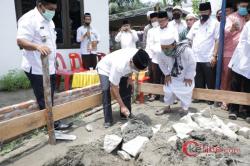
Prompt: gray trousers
<box><xmin>99</xmin><ymin>75</ymin><xmax>132</xmax><ymax>123</ymax></box>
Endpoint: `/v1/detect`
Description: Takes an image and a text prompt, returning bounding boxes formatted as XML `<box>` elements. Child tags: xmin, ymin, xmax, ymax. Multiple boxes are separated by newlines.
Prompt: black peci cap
<box><xmin>42</xmin><ymin>0</ymin><xmax>57</xmax><ymax>4</ymax></box>
<box><xmin>150</xmin><ymin>12</ymin><xmax>158</xmax><ymax>19</ymax></box>
<box><xmin>199</xmin><ymin>2</ymin><xmax>211</xmax><ymax>11</ymax></box>
<box><xmin>122</xmin><ymin>19</ymin><xmax>130</xmax><ymax>25</ymax></box>
<box><xmin>158</xmin><ymin>11</ymin><xmax>168</xmax><ymax>18</ymax></box>
<box><xmin>132</xmin><ymin>49</ymin><xmax>150</xmax><ymax>70</ymax></box>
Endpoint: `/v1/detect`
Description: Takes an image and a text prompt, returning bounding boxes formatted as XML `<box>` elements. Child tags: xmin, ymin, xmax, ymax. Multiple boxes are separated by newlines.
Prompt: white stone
<box><xmin>117</xmin><ymin>150</ymin><xmax>131</xmax><ymax>161</ymax></box>
<box><xmin>172</xmin><ymin>123</ymin><xmax>193</xmax><ymax>138</ymax></box>
<box><xmin>122</xmin><ymin>136</ymin><xmax>149</xmax><ymax>157</ymax></box>
<box><xmin>85</xmin><ymin>124</ymin><xmax>93</xmax><ymax>132</ymax></box>
<box><xmin>238</xmin><ymin>127</ymin><xmax>250</xmax><ymax>139</ymax></box>
<box><xmin>227</xmin><ymin>122</ymin><xmax>240</xmax><ymax>133</ymax></box>
<box><xmin>121</xmin><ymin>122</ymin><xmax>128</xmax><ymax>132</ymax></box>
<box><xmin>192</xmin><ymin>115</ymin><xmax>217</xmax><ymax>129</ymax></box>
<box><xmin>103</xmin><ymin>135</ymin><xmax>122</xmax><ymax>153</ymax></box>
<box><xmin>152</xmin><ymin>124</ymin><xmax>161</xmax><ymax>134</ymax></box>
<box><xmin>167</xmin><ymin>135</ymin><xmax>178</xmax><ymax>147</ymax></box>
<box><xmin>180</xmin><ymin>114</ymin><xmax>201</xmax><ymax>131</ymax></box>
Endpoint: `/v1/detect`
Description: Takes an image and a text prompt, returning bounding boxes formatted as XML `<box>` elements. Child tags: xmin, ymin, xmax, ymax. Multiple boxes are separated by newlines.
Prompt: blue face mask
<box><xmin>42</xmin><ymin>9</ymin><xmax>55</xmax><ymax>21</ymax></box>
<box><xmin>238</xmin><ymin>7</ymin><xmax>248</xmax><ymax>16</ymax></box>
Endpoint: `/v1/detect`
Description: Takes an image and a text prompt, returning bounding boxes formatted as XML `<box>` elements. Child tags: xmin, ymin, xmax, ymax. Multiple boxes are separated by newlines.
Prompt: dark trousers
<box><xmin>25</xmin><ymin>72</ymin><xmax>56</xmax><ymax>110</ymax></box>
<box><xmin>152</xmin><ymin>62</ymin><xmax>163</xmax><ymax>84</ymax></box>
<box><xmin>228</xmin><ymin>71</ymin><xmax>250</xmax><ymax>114</ymax></box>
<box><xmin>195</xmin><ymin>62</ymin><xmax>213</xmax><ymax>89</ymax></box>
<box><xmin>99</xmin><ymin>75</ymin><xmax>132</xmax><ymax>123</ymax></box>
<box><xmin>81</xmin><ymin>54</ymin><xmax>97</xmax><ymax>70</ymax></box>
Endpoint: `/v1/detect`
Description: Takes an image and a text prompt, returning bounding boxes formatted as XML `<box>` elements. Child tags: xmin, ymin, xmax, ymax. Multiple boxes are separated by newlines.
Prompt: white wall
<box><xmin>84</xmin><ymin>0</ymin><xmax>109</xmax><ymax>54</ymax></box>
<box><xmin>0</xmin><ymin>0</ymin><xmax>22</xmax><ymax>76</ymax></box>
<box><xmin>0</xmin><ymin>0</ymin><xmax>109</xmax><ymax>75</ymax></box>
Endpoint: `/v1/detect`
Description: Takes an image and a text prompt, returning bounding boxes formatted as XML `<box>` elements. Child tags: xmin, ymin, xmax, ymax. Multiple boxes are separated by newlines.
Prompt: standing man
<box><xmin>228</xmin><ymin>21</ymin><xmax>250</xmax><ymax>122</ymax></box>
<box><xmin>146</xmin><ymin>12</ymin><xmax>160</xmax><ymax>101</ymax></box>
<box><xmin>115</xmin><ymin>20</ymin><xmax>139</xmax><ymax>49</ymax></box>
<box><xmin>220</xmin><ymin>0</ymin><xmax>249</xmax><ymax>110</ymax></box>
<box><xmin>142</xmin><ymin>11</ymin><xmax>154</xmax><ymax>49</ymax></box>
<box><xmin>187</xmin><ymin>2</ymin><xmax>219</xmax><ymax>104</ymax></box>
<box><xmin>169</xmin><ymin>6</ymin><xmax>187</xmax><ymax>35</ymax></box>
<box><xmin>97</xmin><ymin>48</ymin><xmax>150</xmax><ymax>128</ymax></box>
<box><xmin>179</xmin><ymin>13</ymin><xmax>197</xmax><ymax>41</ymax></box>
<box><xmin>77</xmin><ymin>13</ymin><xmax>100</xmax><ymax>69</ymax></box>
<box><xmin>155</xmin><ymin>35</ymin><xmax>196</xmax><ymax>116</ymax></box>
<box><xmin>17</xmin><ymin>0</ymin><xmax>71</xmax><ymax>130</ymax></box>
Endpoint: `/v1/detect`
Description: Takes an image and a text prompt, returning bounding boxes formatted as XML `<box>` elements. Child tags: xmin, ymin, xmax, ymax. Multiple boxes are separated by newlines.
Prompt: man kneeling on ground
<box><xmin>155</xmin><ymin>35</ymin><xmax>196</xmax><ymax>116</ymax></box>
<box><xmin>96</xmin><ymin>48</ymin><xmax>150</xmax><ymax>128</ymax></box>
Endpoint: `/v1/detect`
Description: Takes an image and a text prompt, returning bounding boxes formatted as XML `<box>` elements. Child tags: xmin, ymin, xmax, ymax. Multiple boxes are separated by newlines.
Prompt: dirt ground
<box><xmin>1</xmin><ymin>100</ymin><xmax>250</xmax><ymax>166</ymax></box>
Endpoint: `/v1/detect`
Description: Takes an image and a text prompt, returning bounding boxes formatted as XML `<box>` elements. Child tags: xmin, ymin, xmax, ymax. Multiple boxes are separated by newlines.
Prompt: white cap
<box><xmin>186</xmin><ymin>13</ymin><xmax>196</xmax><ymax>19</ymax></box>
<box><xmin>160</xmin><ymin>34</ymin><xmax>176</xmax><ymax>45</ymax></box>
<box><xmin>147</xmin><ymin>11</ymin><xmax>154</xmax><ymax>17</ymax></box>
<box><xmin>173</xmin><ymin>6</ymin><xmax>182</xmax><ymax>12</ymax></box>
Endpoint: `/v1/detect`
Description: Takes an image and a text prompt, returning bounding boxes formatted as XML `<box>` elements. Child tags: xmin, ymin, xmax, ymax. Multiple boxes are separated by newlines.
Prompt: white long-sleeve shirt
<box><xmin>229</xmin><ymin>21</ymin><xmax>250</xmax><ymax>79</ymax></box>
<box><xmin>76</xmin><ymin>25</ymin><xmax>100</xmax><ymax>54</ymax></box>
<box><xmin>115</xmin><ymin>30</ymin><xmax>138</xmax><ymax>49</ymax></box>
<box><xmin>157</xmin><ymin>47</ymin><xmax>196</xmax><ymax>80</ymax></box>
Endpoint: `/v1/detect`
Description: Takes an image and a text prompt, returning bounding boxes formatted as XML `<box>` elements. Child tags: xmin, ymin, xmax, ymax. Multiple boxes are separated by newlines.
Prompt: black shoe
<box><xmin>207</xmin><ymin>101</ymin><xmax>214</xmax><ymax>105</ymax></box>
<box><xmin>55</xmin><ymin>122</ymin><xmax>73</xmax><ymax>130</ymax></box>
<box><xmin>104</xmin><ymin>122</ymin><xmax>112</xmax><ymax>128</ymax></box>
<box><xmin>228</xmin><ymin>110</ymin><xmax>238</xmax><ymax>120</ymax></box>
<box><xmin>192</xmin><ymin>99</ymin><xmax>200</xmax><ymax>103</ymax></box>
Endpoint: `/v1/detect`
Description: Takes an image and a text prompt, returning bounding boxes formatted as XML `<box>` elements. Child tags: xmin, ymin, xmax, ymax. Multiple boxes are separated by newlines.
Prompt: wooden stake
<box><xmin>41</xmin><ymin>55</ymin><xmax>56</xmax><ymax>145</ymax></box>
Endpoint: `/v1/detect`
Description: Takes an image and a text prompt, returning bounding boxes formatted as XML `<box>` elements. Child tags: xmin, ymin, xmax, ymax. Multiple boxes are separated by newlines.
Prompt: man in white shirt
<box><xmin>155</xmin><ymin>34</ymin><xmax>196</xmax><ymax>116</ymax></box>
<box><xmin>146</xmin><ymin>11</ymin><xmax>179</xmax><ymax>101</ymax></box>
<box><xmin>186</xmin><ymin>2</ymin><xmax>219</xmax><ymax>104</ymax></box>
<box><xmin>228</xmin><ymin>21</ymin><xmax>250</xmax><ymax>122</ymax></box>
<box><xmin>142</xmin><ymin>11</ymin><xmax>154</xmax><ymax>49</ymax></box>
<box><xmin>76</xmin><ymin>13</ymin><xmax>100</xmax><ymax>69</ymax></box>
<box><xmin>115</xmin><ymin>20</ymin><xmax>139</xmax><ymax>49</ymax></box>
<box><xmin>97</xmin><ymin>48</ymin><xmax>150</xmax><ymax>128</ymax></box>
<box><xmin>17</xmin><ymin>0</ymin><xmax>71</xmax><ymax>130</ymax></box>
<box><xmin>169</xmin><ymin>6</ymin><xmax>187</xmax><ymax>35</ymax></box>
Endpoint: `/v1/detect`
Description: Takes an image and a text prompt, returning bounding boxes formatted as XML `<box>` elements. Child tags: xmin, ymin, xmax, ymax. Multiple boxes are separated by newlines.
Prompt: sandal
<box><xmin>155</xmin><ymin>106</ymin><xmax>171</xmax><ymax>116</ymax></box>
<box><xmin>221</xmin><ymin>103</ymin><xmax>228</xmax><ymax>111</ymax></box>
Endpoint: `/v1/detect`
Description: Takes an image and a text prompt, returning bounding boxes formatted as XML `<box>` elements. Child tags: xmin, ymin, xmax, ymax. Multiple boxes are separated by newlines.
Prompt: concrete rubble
<box><xmin>103</xmin><ymin>134</ymin><xmax>122</xmax><ymax>153</ymax></box>
<box><xmin>117</xmin><ymin>150</ymin><xmax>131</xmax><ymax>161</ymax></box>
<box><xmin>122</xmin><ymin>136</ymin><xmax>149</xmax><ymax>157</ymax></box>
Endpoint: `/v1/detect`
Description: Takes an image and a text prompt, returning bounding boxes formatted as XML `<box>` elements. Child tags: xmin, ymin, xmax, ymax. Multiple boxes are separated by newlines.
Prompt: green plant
<box><xmin>0</xmin><ymin>69</ymin><xmax>31</xmax><ymax>91</ymax></box>
<box><xmin>192</xmin><ymin>0</ymin><xmax>208</xmax><ymax>15</ymax></box>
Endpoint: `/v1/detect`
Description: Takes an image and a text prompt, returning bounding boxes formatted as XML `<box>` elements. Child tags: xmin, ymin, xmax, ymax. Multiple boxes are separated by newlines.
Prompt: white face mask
<box><xmin>152</xmin><ymin>21</ymin><xmax>159</xmax><ymax>28</ymax></box>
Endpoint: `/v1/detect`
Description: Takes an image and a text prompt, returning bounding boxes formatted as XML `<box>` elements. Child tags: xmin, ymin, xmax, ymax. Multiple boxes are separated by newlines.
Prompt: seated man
<box><xmin>155</xmin><ymin>35</ymin><xmax>196</xmax><ymax>115</ymax></box>
<box><xmin>96</xmin><ymin>48</ymin><xmax>150</xmax><ymax>128</ymax></box>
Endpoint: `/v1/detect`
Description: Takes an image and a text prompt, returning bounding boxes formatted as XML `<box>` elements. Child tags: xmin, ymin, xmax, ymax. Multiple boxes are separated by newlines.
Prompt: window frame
<box><xmin>14</xmin><ymin>0</ymin><xmax>84</xmax><ymax>49</ymax></box>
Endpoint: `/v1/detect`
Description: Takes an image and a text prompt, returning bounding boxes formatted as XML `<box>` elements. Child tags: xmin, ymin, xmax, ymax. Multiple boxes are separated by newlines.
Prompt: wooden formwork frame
<box><xmin>1</xmin><ymin>83</ymin><xmax>250</xmax><ymax>142</ymax></box>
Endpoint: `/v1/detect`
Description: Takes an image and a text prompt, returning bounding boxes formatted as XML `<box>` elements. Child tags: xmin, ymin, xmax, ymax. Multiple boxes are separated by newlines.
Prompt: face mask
<box><xmin>42</xmin><ymin>9</ymin><xmax>55</xmax><ymax>21</ymax></box>
<box><xmin>173</xmin><ymin>13</ymin><xmax>181</xmax><ymax>20</ymax></box>
<box><xmin>200</xmin><ymin>14</ymin><xmax>209</xmax><ymax>22</ymax></box>
<box><xmin>152</xmin><ymin>21</ymin><xmax>159</xmax><ymax>28</ymax></box>
<box><xmin>163</xmin><ymin>48</ymin><xmax>175</xmax><ymax>57</ymax></box>
<box><xmin>238</xmin><ymin>7</ymin><xmax>248</xmax><ymax>16</ymax></box>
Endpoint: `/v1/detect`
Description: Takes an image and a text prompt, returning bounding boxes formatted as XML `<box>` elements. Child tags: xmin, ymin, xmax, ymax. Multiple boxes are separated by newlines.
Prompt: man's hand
<box><xmin>183</xmin><ymin>78</ymin><xmax>193</xmax><ymax>87</ymax></box>
<box><xmin>165</xmin><ymin>75</ymin><xmax>172</xmax><ymax>86</ymax></box>
<box><xmin>210</xmin><ymin>56</ymin><xmax>217</xmax><ymax>67</ymax></box>
<box><xmin>127</xmin><ymin>77</ymin><xmax>134</xmax><ymax>93</ymax></box>
<box><xmin>36</xmin><ymin>45</ymin><xmax>51</xmax><ymax>56</ymax></box>
<box><xmin>121</xmin><ymin>106</ymin><xmax>130</xmax><ymax>117</ymax></box>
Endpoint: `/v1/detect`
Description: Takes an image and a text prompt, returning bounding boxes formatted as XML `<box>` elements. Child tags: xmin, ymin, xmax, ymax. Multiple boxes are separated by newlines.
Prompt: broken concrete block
<box><xmin>189</xmin><ymin>131</ymin><xmax>206</xmax><ymax>141</ymax></box>
<box><xmin>121</xmin><ymin>122</ymin><xmax>128</xmax><ymax>133</ymax></box>
<box><xmin>85</xmin><ymin>124</ymin><xmax>93</xmax><ymax>132</ymax></box>
<box><xmin>238</xmin><ymin>127</ymin><xmax>250</xmax><ymax>139</ymax></box>
<box><xmin>180</xmin><ymin>114</ymin><xmax>201</xmax><ymax>131</ymax></box>
<box><xmin>103</xmin><ymin>134</ymin><xmax>122</xmax><ymax>153</ymax></box>
<box><xmin>122</xmin><ymin>136</ymin><xmax>149</xmax><ymax>157</ymax></box>
<box><xmin>192</xmin><ymin>115</ymin><xmax>217</xmax><ymax>129</ymax></box>
<box><xmin>172</xmin><ymin>123</ymin><xmax>193</xmax><ymax>139</ymax></box>
<box><xmin>117</xmin><ymin>150</ymin><xmax>131</xmax><ymax>161</ymax></box>
<box><xmin>167</xmin><ymin>135</ymin><xmax>178</xmax><ymax>147</ymax></box>
<box><xmin>152</xmin><ymin>124</ymin><xmax>161</xmax><ymax>134</ymax></box>
<box><xmin>227</xmin><ymin>122</ymin><xmax>240</xmax><ymax>133</ymax></box>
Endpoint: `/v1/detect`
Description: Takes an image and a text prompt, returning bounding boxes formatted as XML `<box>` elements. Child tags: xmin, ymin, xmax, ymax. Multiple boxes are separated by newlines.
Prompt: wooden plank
<box><xmin>0</xmin><ymin>93</ymin><xmax>103</xmax><ymax>142</ymax></box>
<box><xmin>139</xmin><ymin>83</ymin><xmax>250</xmax><ymax>105</ymax></box>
